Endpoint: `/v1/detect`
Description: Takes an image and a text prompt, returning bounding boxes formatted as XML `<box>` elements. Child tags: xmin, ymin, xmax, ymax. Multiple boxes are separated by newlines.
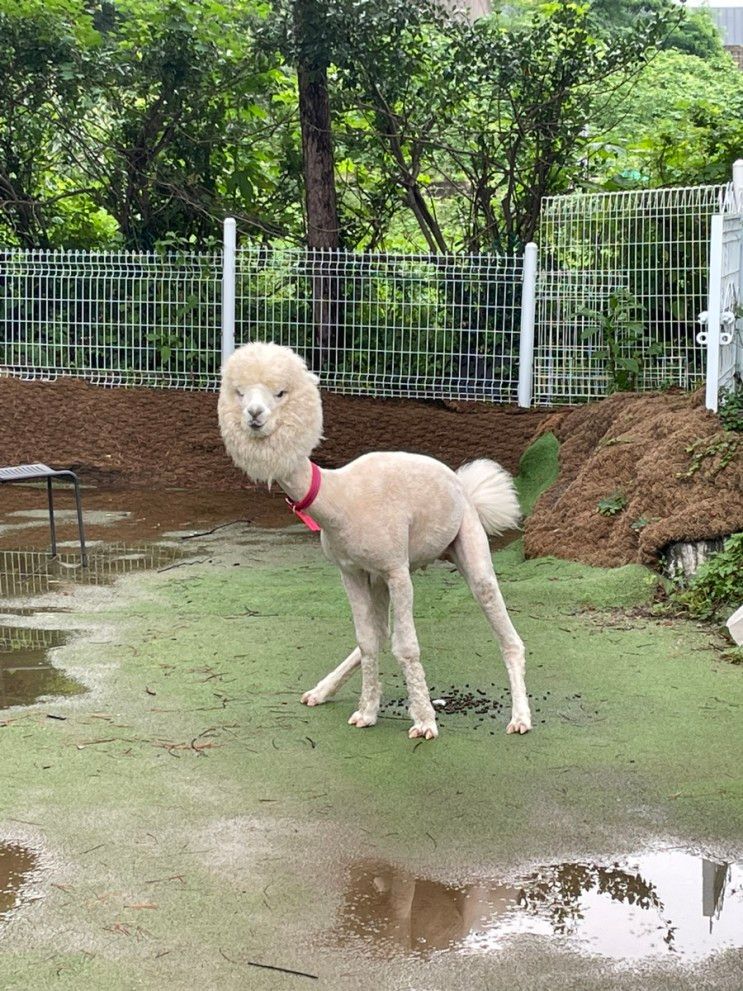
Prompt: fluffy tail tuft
<box><xmin>456</xmin><ymin>459</ymin><xmax>521</xmax><ymax>535</ymax></box>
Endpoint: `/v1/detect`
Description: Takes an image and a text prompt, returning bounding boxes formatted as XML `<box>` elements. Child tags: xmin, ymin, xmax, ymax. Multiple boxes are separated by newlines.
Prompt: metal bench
<box><xmin>0</xmin><ymin>464</ymin><xmax>88</xmax><ymax>566</ymax></box>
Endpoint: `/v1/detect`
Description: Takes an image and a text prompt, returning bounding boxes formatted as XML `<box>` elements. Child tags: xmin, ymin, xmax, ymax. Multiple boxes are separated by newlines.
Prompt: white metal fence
<box><xmin>233</xmin><ymin>245</ymin><xmax>527</xmax><ymax>401</ymax></box>
<box><xmin>2</xmin><ymin>177</ymin><xmax>742</xmax><ymax>408</ymax></box>
<box><xmin>0</xmin><ymin>249</ymin><xmax>221</xmax><ymax>389</ymax></box>
<box><xmin>698</xmin><ymin>174</ymin><xmax>743</xmax><ymax>412</ymax></box>
<box><xmin>536</xmin><ymin>183</ymin><xmax>728</xmax><ymax>404</ymax></box>
<box><xmin>0</xmin><ymin>241</ymin><xmax>531</xmax><ymax>402</ymax></box>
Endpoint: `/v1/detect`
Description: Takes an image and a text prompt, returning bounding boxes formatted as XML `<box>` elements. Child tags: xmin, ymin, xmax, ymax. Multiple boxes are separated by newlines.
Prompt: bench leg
<box><xmin>47</xmin><ymin>477</ymin><xmax>57</xmax><ymax>559</ymax></box>
<box><xmin>72</xmin><ymin>476</ymin><xmax>88</xmax><ymax>567</ymax></box>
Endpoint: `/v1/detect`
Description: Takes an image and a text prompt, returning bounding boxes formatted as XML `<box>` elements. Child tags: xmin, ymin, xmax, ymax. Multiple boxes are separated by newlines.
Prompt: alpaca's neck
<box><xmin>278</xmin><ymin>457</ymin><xmax>342</xmax><ymax>529</ymax></box>
<box><xmin>278</xmin><ymin>458</ymin><xmax>315</xmax><ymax>505</ymax></box>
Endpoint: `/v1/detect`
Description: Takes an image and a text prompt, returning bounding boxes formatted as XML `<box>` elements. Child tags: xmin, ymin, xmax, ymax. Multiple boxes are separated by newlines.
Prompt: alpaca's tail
<box><xmin>456</xmin><ymin>459</ymin><xmax>521</xmax><ymax>535</ymax></box>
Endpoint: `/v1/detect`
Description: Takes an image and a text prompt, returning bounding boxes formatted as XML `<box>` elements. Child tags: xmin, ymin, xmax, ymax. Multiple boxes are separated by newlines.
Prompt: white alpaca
<box><xmin>218</xmin><ymin>342</ymin><xmax>531</xmax><ymax>741</ymax></box>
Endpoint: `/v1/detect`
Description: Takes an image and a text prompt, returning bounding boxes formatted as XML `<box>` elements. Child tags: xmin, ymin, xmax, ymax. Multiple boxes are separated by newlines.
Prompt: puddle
<box><xmin>0</xmin><ymin>843</ymin><xmax>39</xmax><ymax>926</ymax></box>
<box><xmin>0</xmin><ymin>625</ymin><xmax>83</xmax><ymax>709</ymax></box>
<box><xmin>0</xmin><ymin>543</ymin><xmax>186</xmax><ymax>600</ymax></box>
<box><xmin>0</xmin><ymin>485</ymin><xmax>291</xmax><ymax>551</ymax></box>
<box><xmin>337</xmin><ymin>851</ymin><xmax>743</xmax><ymax>962</ymax></box>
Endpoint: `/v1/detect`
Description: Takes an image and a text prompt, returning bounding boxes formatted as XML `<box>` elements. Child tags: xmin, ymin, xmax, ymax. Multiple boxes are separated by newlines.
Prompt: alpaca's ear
<box><xmin>307</xmin><ymin>371</ymin><xmax>320</xmax><ymax>386</ymax></box>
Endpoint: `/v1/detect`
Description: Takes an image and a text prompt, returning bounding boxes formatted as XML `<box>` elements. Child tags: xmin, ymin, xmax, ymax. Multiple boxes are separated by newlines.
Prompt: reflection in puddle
<box><xmin>0</xmin><ymin>843</ymin><xmax>39</xmax><ymax>925</ymax></box>
<box><xmin>338</xmin><ymin>851</ymin><xmax>743</xmax><ymax>962</ymax></box>
<box><xmin>0</xmin><ymin>625</ymin><xmax>83</xmax><ymax>709</ymax></box>
<box><xmin>0</xmin><ymin>542</ymin><xmax>190</xmax><ymax>710</ymax></box>
<box><xmin>0</xmin><ymin>543</ymin><xmax>185</xmax><ymax>599</ymax></box>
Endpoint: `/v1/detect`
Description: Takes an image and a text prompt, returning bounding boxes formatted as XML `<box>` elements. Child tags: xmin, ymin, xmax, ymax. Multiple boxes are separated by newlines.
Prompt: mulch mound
<box><xmin>524</xmin><ymin>390</ymin><xmax>743</xmax><ymax>567</ymax></box>
<box><xmin>0</xmin><ymin>375</ymin><xmax>551</xmax><ymax>489</ymax></box>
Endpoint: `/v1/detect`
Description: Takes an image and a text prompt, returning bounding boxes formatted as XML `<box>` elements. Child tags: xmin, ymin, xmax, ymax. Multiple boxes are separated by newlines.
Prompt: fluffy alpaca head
<box><xmin>218</xmin><ymin>342</ymin><xmax>323</xmax><ymax>484</ymax></box>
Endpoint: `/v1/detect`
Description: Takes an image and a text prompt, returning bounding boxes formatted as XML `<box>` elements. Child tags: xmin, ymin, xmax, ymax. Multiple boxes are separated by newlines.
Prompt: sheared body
<box><xmin>218</xmin><ymin>342</ymin><xmax>532</xmax><ymax>741</ymax></box>
<box><xmin>317</xmin><ymin>453</ymin><xmax>462</xmax><ymax>574</ymax></box>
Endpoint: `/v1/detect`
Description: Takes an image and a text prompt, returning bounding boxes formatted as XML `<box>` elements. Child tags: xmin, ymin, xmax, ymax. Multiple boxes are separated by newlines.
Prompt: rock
<box><xmin>662</xmin><ymin>539</ymin><xmax>725</xmax><ymax>580</ymax></box>
<box><xmin>727</xmin><ymin>604</ymin><xmax>743</xmax><ymax>646</ymax></box>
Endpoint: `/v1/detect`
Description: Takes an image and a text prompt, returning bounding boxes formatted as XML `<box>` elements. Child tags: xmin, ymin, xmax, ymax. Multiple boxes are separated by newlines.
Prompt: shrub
<box><xmin>718</xmin><ymin>385</ymin><xmax>743</xmax><ymax>433</ymax></box>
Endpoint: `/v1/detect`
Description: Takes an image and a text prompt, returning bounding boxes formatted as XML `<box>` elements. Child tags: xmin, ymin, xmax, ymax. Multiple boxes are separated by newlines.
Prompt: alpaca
<box><xmin>218</xmin><ymin>341</ymin><xmax>531</xmax><ymax>741</ymax></box>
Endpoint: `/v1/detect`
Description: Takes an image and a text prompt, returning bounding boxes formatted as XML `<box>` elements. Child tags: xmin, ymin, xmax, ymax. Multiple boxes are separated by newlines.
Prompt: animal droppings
<box><xmin>378</xmin><ymin>684</ymin><xmax>543</xmax><ymax>730</ymax></box>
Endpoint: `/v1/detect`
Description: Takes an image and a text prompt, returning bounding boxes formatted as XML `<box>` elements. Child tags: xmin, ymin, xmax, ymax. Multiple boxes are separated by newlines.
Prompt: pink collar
<box><xmin>286</xmin><ymin>462</ymin><xmax>322</xmax><ymax>532</ymax></box>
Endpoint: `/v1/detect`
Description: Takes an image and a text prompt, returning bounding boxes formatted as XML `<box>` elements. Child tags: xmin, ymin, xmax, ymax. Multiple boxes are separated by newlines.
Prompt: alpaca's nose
<box><xmin>247</xmin><ymin>404</ymin><xmax>264</xmax><ymax>421</ymax></box>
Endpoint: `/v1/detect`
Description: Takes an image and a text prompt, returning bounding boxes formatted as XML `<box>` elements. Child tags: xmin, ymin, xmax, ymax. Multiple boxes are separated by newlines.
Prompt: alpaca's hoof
<box><xmin>507</xmin><ymin>715</ymin><xmax>532</xmax><ymax>735</ymax></box>
<box><xmin>301</xmin><ymin>689</ymin><xmax>326</xmax><ymax>707</ymax></box>
<box><xmin>408</xmin><ymin>721</ymin><xmax>438</xmax><ymax>741</ymax></box>
<box><xmin>348</xmin><ymin>709</ymin><xmax>377</xmax><ymax>728</ymax></box>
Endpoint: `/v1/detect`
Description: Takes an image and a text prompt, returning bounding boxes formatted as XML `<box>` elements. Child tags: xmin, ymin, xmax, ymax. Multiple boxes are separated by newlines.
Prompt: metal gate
<box><xmin>699</xmin><ymin>179</ymin><xmax>743</xmax><ymax>412</ymax></box>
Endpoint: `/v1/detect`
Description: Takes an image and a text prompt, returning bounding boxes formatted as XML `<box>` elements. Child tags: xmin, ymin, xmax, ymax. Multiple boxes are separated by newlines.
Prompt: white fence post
<box><xmin>221</xmin><ymin>217</ymin><xmax>236</xmax><ymax>368</ymax></box>
<box><xmin>703</xmin><ymin>213</ymin><xmax>723</xmax><ymax>412</ymax></box>
<box><xmin>518</xmin><ymin>241</ymin><xmax>538</xmax><ymax>408</ymax></box>
<box><xmin>733</xmin><ymin>159</ymin><xmax>743</xmax><ymax>208</ymax></box>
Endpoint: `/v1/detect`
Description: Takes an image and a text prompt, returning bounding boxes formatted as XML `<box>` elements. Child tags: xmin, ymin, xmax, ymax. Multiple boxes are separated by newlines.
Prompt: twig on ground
<box><xmin>157</xmin><ymin>557</ymin><xmax>210</xmax><ymax>573</ymax></box>
<box><xmin>219</xmin><ymin>949</ymin><xmax>318</xmax><ymax>980</ymax></box>
<box><xmin>180</xmin><ymin>519</ymin><xmax>252</xmax><ymax>540</ymax></box>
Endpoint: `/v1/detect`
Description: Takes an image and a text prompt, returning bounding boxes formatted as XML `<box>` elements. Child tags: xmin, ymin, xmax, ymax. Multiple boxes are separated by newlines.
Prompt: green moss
<box><xmin>515</xmin><ymin>431</ymin><xmax>560</xmax><ymax>516</ymax></box>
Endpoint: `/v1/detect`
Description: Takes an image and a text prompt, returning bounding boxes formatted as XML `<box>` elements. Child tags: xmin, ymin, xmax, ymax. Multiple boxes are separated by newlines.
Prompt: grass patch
<box><xmin>515</xmin><ymin>431</ymin><xmax>559</xmax><ymax>516</ymax></box>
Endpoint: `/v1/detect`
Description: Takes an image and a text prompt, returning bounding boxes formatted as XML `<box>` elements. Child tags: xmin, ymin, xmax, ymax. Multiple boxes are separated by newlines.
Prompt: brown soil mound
<box><xmin>524</xmin><ymin>391</ymin><xmax>743</xmax><ymax>568</ymax></box>
<box><xmin>0</xmin><ymin>376</ymin><xmax>551</xmax><ymax>489</ymax></box>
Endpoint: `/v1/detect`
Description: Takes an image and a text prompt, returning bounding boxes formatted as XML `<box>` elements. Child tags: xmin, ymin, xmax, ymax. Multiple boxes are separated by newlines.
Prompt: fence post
<box><xmin>518</xmin><ymin>242</ymin><xmax>538</xmax><ymax>408</ymax></box>
<box><xmin>734</xmin><ymin>159</ymin><xmax>743</xmax><ymax>209</ymax></box>
<box><xmin>704</xmin><ymin>213</ymin><xmax>723</xmax><ymax>412</ymax></box>
<box><xmin>221</xmin><ymin>217</ymin><xmax>236</xmax><ymax>368</ymax></box>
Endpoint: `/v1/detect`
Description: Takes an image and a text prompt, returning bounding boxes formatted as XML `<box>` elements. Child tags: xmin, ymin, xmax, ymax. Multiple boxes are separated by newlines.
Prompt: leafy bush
<box><xmin>597</xmin><ymin>492</ymin><xmax>628</xmax><ymax>516</ymax></box>
<box><xmin>670</xmin><ymin>532</ymin><xmax>743</xmax><ymax>620</ymax></box>
<box><xmin>718</xmin><ymin>385</ymin><xmax>743</xmax><ymax>433</ymax></box>
<box><xmin>577</xmin><ymin>289</ymin><xmax>664</xmax><ymax>393</ymax></box>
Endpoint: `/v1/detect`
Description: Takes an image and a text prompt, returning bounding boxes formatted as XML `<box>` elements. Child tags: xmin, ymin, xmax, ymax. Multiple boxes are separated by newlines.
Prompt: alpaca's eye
<box><xmin>235</xmin><ymin>388</ymin><xmax>244</xmax><ymax>398</ymax></box>
<box><xmin>275</xmin><ymin>390</ymin><xmax>287</xmax><ymax>399</ymax></box>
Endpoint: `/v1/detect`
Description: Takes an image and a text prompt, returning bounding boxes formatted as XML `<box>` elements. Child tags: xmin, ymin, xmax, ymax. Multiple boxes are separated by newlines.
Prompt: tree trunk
<box><xmin>298</xmin><ymin>63</ymin><xmax>339</xmax><ymax>250</ymax></box>
<box><xmin>297</xmin><ymin>61</ymin><xmax>342</xmax><ymax>370</ymax></box>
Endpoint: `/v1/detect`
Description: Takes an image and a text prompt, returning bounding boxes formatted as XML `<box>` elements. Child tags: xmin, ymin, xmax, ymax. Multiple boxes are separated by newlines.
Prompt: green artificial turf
<box><xmin>0</xmin><ymin>527</ymin><xmax>741</xmax><ymax>990</ymax></box>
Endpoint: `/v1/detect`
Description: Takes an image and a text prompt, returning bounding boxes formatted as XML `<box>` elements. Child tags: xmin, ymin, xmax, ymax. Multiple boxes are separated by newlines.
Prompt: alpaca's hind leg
<box><xmin>450</xmin><ymin>510</ymin><xmax>531</xmax><ymax>735</ymax></box>
<box><xmin>342</xmin><ymin>569</ymin><xmax>385</xmax><ymax>728</ymax></box>
<box><xmin>387</xmin><ymin>568</ymin><xmax>438</xmax><ymax>740</ymax></box>
<box><xmin>301</xmin><ymin>579</ymin><xmax>389</xmax><ymax>707</ymax></box>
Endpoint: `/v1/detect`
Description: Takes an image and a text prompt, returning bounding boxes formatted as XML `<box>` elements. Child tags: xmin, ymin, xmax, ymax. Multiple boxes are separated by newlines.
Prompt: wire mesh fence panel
<box><xmin>537</xmin><ymin>184</ymin><xmax>730</xmax><ymax>405</ymax></box>
<box><xmin>235</xmin><ymin>247</ymin><xmax>524</xmax><ymax>401</ymax></box>
<box><xmin>0</xmin><ymin>250</ymin><xmax>222</xmax><ymax>389</ymax></box>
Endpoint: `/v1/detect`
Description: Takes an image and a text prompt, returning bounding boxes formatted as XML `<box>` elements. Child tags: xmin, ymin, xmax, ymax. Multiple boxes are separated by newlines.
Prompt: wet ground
<box><xmin>0</xmin><ymin>624</ymin><xmax>79</xmax><ymax>709</ymax></box>
<box><xmin>0</xmin><ymin>481</ymin><xmax>293</xmax><ymax>552</ymax></box>
<box><xmin>0</xmin><ymin>844</ymin><xmax>39</xmax><ymax>924</ymax></box>
<box><xmin>0</xmin><ymin>483</ymin><xmax>289</xmax><ymax>711</ymax></box>
<box><xmin>0</xmin><ymin>482</ymin><xmax>742</xmax><ymax>989</ymax></box>
<box><xmin>337</xmin><ymin>850</ymin><xmax>743</xmax><ymax>963</ymax></box>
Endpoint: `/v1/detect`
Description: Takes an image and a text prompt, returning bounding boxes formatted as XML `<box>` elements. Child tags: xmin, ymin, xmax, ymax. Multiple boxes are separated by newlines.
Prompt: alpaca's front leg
<box><xmin>387</xmin><ymin>568</ymin><xmax>438</xmax><ymax>740</ymax></box>
<box><xmin>341</xmin><ymin>570</ymin><xmax>383</xmax><ymax>728</ymax></box>
<box><xmin>301</xmin><ymin>647</ymin><xmax>361</xmax><ymax>706</ymax></box>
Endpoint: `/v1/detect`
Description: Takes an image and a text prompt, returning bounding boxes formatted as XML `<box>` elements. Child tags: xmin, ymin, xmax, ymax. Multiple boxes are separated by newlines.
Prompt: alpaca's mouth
<box><xmin>246</xmin><ymin>419</ymin><xmax>273</xmax><ymax>438</ymax></box>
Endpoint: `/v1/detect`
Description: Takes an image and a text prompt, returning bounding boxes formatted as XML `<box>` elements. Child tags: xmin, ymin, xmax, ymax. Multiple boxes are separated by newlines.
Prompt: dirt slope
<box><xmin>524</xmin><ymin>390</ymin><xmax>743</xmax><ymax>567</ymax></box>
<box><xmin>0</xmin><ymin>375</ymin><xmax>550</xmax><ymax>488</ymax></box>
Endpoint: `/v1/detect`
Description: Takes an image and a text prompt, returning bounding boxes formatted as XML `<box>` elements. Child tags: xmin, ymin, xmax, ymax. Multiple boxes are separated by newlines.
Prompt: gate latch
<box><xmin>696</xmin><ymin>310</ymin><xmax>708</xmax><ymax>345</ymax></box>
<box><xmin>696</xmin><ymin>310</ymin><xmax>735</xmax><ymax>345</ymax></box>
